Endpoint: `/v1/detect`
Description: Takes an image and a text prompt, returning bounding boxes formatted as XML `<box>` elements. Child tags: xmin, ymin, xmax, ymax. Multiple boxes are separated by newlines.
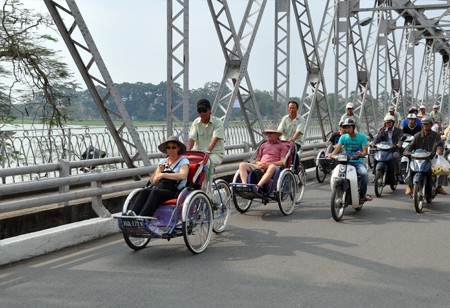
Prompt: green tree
<box><xmin>0</xmin><ymin>0</ymin><xmax>77</xmax><ymax>126</ymax></box>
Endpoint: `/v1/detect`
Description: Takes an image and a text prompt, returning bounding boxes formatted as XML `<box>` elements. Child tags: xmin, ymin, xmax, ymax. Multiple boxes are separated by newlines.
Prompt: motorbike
<box><xmin>373</xmin><ymin>141</ymin><xmax>398</xmax><ymax>197</ymax></box>
<box><xmin>409</xmin><ymin>149</ymin><xmax>437</xmax><ymax>213</ymax></box>
<box><xmin>400</xmin><ymin>134</ymin><xmax>414</xmax><ymax>184</ymax></box>
<box><xmin>330</xmin><ymin>153</ymin><xmax>364</xmax><ymax>222</ymax></box>
<box><xmin>366</xmin><ymin>133</ymin><xmax>375</xmax><ymax>169</ymax></box>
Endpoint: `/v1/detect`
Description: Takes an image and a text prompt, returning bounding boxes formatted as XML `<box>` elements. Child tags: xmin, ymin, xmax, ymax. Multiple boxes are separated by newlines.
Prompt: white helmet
<box><xmin>383</xmin><ymin>115</ymin><xmax>395</xmax><ymax>122</ymax></box>
<box><xmin>407</xmin><ymin>113</ymin><xmax>417</xmax><ymax>119</ymax></box>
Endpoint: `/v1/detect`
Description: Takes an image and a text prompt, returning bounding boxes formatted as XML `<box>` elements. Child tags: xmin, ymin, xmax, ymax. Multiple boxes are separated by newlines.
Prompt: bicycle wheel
<box><xmin>212</xmin><ymin>179</ymin><xmax>232</xmax><ymax>233</ymax></box>
<box><xmin>374</xmin><ymin>170</ymin><xmax>384</xmax><ymax>197</ymax></box>
<box><xmin>331</xmin><ymin>186</ymin><xmax>346</xmax><ymax>222</ymax></box>
<box><xmin>316</xmin><ymin>153</ymin><xmax>326</xmax><ymax>183</ymax></box>
<box><xmin>122</xmin><ymin>189</ymin><xmax>151</xmax><ymax>250</ymax></box>
<box><xmin>413</xmin><ymin>183</ymin><xmax>424</xmax><ymax>213</ymax></box>
<box><xmin>400</xmin><ymin>162</ymin><xmax>408</xmax><ymax>184</ymax></box>
<box><xmin>367</xmin><ymin>153</ymin><xmax>375</xmax><ymax>169</ymax></box>
<box><xmin>182</xmin><ymin>191</ymin><xmax>213</xmax><ymax>254</ymax></box>
<box><xmin>277</xmin><ymin>170</ymin><xmax>297</xmax><ymax>215</ymax></box>
<box><xmin>295</xmin><ymin>164</ymin><xmax>306</xmax><ymax>204</ymax></box>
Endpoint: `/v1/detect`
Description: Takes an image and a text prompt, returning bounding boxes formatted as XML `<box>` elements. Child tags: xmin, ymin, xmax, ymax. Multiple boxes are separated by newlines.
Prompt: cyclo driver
<box><xmin>403</xmin><ymin>116</ymin><xmax>448</xmax><ymax>195</ymax></box>
<box><xmin>328</xmin><ymin>118</ymin><xmax>373</xmax><ymax>202</ymax></box>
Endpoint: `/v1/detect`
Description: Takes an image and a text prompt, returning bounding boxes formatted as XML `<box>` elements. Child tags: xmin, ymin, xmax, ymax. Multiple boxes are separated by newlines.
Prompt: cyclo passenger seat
<box><xmin>161</xmin><ymin>151</ymin><xmax>209</xmax><ymax>206</ymax></box>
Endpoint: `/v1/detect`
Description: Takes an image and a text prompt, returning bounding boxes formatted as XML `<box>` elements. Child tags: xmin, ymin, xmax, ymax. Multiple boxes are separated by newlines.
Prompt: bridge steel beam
<box><xmin>43</xmin><ymin>0</ymin><xmax>150</xmax><ymax>168</ymax></box>
<box><xmin>167</xmin><ymin>0</ymin><xmax>190</xmax><ymax>142</ymax></box>
<box><xmin>273</xmin><ymin>0</ymin><xmax>290</xmax><ymax>119</ymax></box>
<box><xmin>207</xmin><ymin>0</ymin><xmax>267</xmax><ymax>148</ymax></box>
<box><xmin>292</xmin><ymin>0</ymin><xmax>333</xmax><ymax>141</ymax></box>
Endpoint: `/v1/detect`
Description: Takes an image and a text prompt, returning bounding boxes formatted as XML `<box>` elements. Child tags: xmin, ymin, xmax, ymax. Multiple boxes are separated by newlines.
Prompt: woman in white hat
<box><xmin>127</xmin><ymin>136</ymin><xmax>190</xmax><ymax>217</ymax></box>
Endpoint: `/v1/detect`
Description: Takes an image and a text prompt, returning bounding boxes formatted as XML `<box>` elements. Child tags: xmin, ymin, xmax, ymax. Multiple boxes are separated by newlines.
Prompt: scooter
<box><xmin>330</xmin><ymin>153</ymin><xmax>364</xmax><ymax>221</ymax></box>
<box><xmin>409</xmin><ymin>149</ymin><xmax>437</xmax><ymax>213</ymax></box>
<box><xmin>400</xmin><ymin>134</ymin><xmax>414</xmax><ymax>184</ymax></box>
<box><xmin>373</xmin><ymin>141</ymin><xmax>398</xmax><ymax>197</ymax></box>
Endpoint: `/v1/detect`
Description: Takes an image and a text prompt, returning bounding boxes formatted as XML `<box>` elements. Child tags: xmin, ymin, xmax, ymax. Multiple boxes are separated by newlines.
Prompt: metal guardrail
<box><xmin>0</xmin><ymin>142</ymin><xmax>326</xmax><ymax>217</ymax></box>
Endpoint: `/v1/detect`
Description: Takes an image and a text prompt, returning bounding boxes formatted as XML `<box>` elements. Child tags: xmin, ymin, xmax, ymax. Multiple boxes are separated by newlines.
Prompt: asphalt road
<box><xmin>1</xmin><ymin>177</ymin><xmax>450</xmax><ymax>308</ymax></box>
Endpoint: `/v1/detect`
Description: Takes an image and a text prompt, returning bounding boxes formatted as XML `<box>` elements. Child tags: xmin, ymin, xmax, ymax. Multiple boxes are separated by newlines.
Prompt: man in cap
<box><xmin>328</xmin><ymin>118</ymin><xmax>373</xmax><ymax>202</ymax></box>
<box><xmin>386</xmin><ymin>105</ymin><xmax>402</xmax><ymax>127</ymax></box>
<box><xmin>326</xmin><ymin>121</ymin><xmax>345</xmax><ymax>154</ymax></box>
<box><xmin>430</xmin><ymin>105</ymin><xmax>443</xmax><ymax>132</ymax></box>
<box><xmin>417</xmin><ymin>105</ymin><xmax>427</xmax><ymax>120</ymax></box>
<box><xmin>403</xmin><ymin>116</ymin><xmax>448</xmax><ymax>195</ymax></box>
<box><xmin>187</xmin><ymin>98</ymin><xmax>225</xmax><ymax>167</ymax></box>
<box><xmin>401</xmin><ymin>106</ymin><xmax>422</xmax><ymax>128</ymax></box>
<box><xmin>374</xmin><ymin>115</ymin><xmax>403</xmax><ymax>181</ymax></box>
<box><xmin>403</xmin><ymin>113</ymin><xmax>421</xmax><ymax>136</ymax></box>
<box><xmin>277</xmin><ymin>100</ymin><xmax>306</xmax><ymax>151</ymax></box>
<box><xmin>340</xmin><ymin>102</ymin><xmax>361</xmax><ymax>132</ymax></box>
<box><xmin>238</xmin><ymin>124</ymin><xmax>289</xmax><ymax>192</ymax></box>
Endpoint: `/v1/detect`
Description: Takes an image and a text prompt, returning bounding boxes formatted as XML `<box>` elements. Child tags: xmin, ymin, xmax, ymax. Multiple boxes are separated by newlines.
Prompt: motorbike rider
<box><xmin>403</xmin><ymin>116</ymin><xmax>448</xmax><ymax>195</ymax></box>
<box><xmin>326</xmin><ymin>121</ymin><xmax>344</xmax><ymax>154</ymax></box>
<box><xmin>402</xmin><ymin>113</ymin><xmax>421</xmax><ymax>136</ymax></box>
<box><xmin>401</xmin><ymin>106</ymin><xmax>422</xmax><ymax>128</ymax></box>
<box><xmin>386</xmin><ymin>105</ymin><xmax>402</xmax><ymax>127</ymax></box>
<box><xmin>430</xmin><ymin>104</ymin><xmax>443</xmax><ymax>132</ymax></box>
<box><xmin>373</xmin><ymin>115</ymin><xmax>403</xmax><ymax>182</ymax></box>
<box><xmin>327</xmin><ymin>118</ymin><xmax>373</xmax><ymax>202</ymax></box>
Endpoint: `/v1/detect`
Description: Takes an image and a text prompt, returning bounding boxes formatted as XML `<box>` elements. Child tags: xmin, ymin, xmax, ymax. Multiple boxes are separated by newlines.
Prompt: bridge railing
<box><xmin>0</xmin><ymin>142</ymin><xmax>326</xmax><ymax>219</ymax></box>
<box><xmin>0</xmin><ymin>124</ymin><xmax>326</xmax><ymax>183</ymax></box>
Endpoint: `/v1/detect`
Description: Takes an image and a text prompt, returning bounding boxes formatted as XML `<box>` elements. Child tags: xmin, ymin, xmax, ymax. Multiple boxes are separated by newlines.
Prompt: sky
<box><xmin>26</xmin><ymin>0</ymin><xmax>327</xmax><ymax>97</ymax></box>
<box><xmin>24</xmin><ymin>0</ymin><xmax>446</xmax><ymax>104</ymax></box>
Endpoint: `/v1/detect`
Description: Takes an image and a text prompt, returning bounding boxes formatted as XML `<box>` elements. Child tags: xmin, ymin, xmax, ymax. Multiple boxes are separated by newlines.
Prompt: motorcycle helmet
<box><xmin>383</xmin><ymin>115</ymin><xmax>395</xmax><ymax>123</ymax></box>
<box><xmin>421</xmin><ymin>116</ymin><xmax>433</xmax><ymax>125</ymax></box>
<box><xmin>407</xmin><ymin>113</ymin><xmax>417</xmax><ymax>119</ymax></box>
<box><xmin>408</xmin><ymin>106</ymin><xmax>418</xmax><ymax>113</ymax></box>
<box><xmin>342</xmin><ymin>118</ymin><xmax>356</xmax><ymax>127</ymax></box>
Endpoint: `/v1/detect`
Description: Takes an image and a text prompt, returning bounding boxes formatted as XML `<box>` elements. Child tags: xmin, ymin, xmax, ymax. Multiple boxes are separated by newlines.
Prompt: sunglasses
<box><xmin>266</xmin><ymin>132</ymin><xmax>276</xmax><ymax>135</ymax></box>
<box><xmin>197</xmin><ymin>107</ymin><xmax>208</xmax><ymax>113</ymax></box>
<box><xmin>166</xmin><ymin>146</ymin><xmax>178</xmax><ymax>150</ymax></box>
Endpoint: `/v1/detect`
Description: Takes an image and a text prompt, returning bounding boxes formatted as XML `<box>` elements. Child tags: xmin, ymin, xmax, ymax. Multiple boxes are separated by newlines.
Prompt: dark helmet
<box><xmin>342</xmin><ymin>118</ymin><xmax>356</xmax><ymax>127</ymax></box>
<box><xmin>421</xmin><ymin>116</ymin><xmax>433</xmax><ymax>125</ymax></box>
<box><xmin>408</xmin><ymin>106</ymin><xmax>418</xmax><ymax>113</ymax></box>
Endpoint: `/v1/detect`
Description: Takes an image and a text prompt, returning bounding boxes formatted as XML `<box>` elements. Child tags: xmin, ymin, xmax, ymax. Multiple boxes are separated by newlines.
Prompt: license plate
<box><xmin>235</xmin><ymin>186</ymin><xmax>252</xmax><ymax>192</ymax></box>
<box><xmin>122</xmin><ymin>219</ymin><xmax>144</xmax><ymax>228</ymax></box>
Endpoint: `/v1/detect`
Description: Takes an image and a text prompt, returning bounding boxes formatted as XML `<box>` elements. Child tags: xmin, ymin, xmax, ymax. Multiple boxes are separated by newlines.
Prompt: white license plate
<box><xmin>122</xmin><ymin>219</ymin><xmax>144</xmax><ymax>228</ymax></box>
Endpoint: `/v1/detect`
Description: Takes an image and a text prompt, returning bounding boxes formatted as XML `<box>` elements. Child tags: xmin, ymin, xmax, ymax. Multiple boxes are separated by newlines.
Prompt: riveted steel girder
<box><xmin>273</xmin><ymin>0</ymin><xmax>290</xmax><ymax>119</ymax></box>
<box><xmin>167</xmin><ymin>0</ymin><xmax>190</xmax><ymax>142</ymax></box>
<box><xmin>207</xmin><ymin>0</ymin><xmax>266</xmax><ymax>147</ymax></box>
<box><xmin>292</xmin><ymin>0</ymin><xmax>333</xmax><ymax>141</ymax></box>
<box><xmin>43</xmin><ymin>0</ymin><xmax>150</xmax><ymax>169</ymax></box>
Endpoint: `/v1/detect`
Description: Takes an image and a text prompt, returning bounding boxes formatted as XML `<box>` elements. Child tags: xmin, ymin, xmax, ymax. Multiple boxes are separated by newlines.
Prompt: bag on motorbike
<box><xmin>431</xmin><ymin>155</ymin><xmax>450</xmax><ymax>175</ymax></box>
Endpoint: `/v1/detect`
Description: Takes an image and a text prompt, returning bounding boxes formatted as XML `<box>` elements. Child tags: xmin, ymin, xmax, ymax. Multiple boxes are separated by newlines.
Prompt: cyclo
<box><xmin>230</xmin><ymin>140</ymin><xmax>305</xmax><ymax>215</ymax></box>
<box><xmin>114</xmin><ymin>151</ymin><xmax>231</xmax><ymax>254</ymax></box>
<box><xmin>315</xmin><ymin>147</ymin><xmax>338</xmax><ymax>183</ymax></box>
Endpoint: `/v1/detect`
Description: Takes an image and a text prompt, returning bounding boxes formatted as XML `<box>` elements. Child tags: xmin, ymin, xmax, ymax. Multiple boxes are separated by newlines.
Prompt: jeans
<box><xmin>350</xmin><ymin>162</ymin><xmax>368</xmax><ymax>199</ymax></box>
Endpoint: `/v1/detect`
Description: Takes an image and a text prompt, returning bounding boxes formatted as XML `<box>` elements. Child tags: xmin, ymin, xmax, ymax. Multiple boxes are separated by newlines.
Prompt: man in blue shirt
<box><xmin>328</xmin><ymin>118</ymin><xmax>373</xmax><ymax>202</ymax></box>
<box><xmin>401</xmin><ymin>106</ymin><xmax>422</xmax><ymax>128</ymax></box>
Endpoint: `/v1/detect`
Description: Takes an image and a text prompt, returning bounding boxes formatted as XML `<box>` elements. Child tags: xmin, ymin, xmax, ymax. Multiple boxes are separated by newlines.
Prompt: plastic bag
<box><xmin>432</xmin><ymin>155</ymin><xmax>450</xmax><ymax>175</ymax></box>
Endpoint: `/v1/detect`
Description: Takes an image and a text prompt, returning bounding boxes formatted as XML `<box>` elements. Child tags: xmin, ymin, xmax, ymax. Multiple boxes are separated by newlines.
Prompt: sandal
<box><xmin>362</xmin><ymin>195</ymin><xmax>373</xmax><ymax>201</ymax></box>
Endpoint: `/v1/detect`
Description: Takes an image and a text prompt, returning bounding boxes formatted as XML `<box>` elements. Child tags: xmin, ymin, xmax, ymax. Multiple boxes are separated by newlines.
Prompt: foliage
<box><xmin>0</xmin><ymin>0</ymin><xmax>77</xmax><ymax>128</ymax></box>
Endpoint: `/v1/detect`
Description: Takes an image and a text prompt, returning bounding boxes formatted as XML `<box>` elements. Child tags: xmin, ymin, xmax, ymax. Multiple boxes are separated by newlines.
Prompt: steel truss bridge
<box><xmin>43</xmin><ymin>0</ymin><xmax>450</xmax><ymax>168</ymax></box>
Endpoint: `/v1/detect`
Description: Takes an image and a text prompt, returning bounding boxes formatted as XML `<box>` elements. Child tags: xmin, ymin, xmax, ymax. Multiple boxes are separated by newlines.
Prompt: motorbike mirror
<box><xmin>400</xmin><ymin>136</ymin><xmax>407</xmax><ymax>141</ymax></box>
<box><xmin>368</xmin><ymin>133</ymin><xmax>374</xmax><ymax>139</ymax></box>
